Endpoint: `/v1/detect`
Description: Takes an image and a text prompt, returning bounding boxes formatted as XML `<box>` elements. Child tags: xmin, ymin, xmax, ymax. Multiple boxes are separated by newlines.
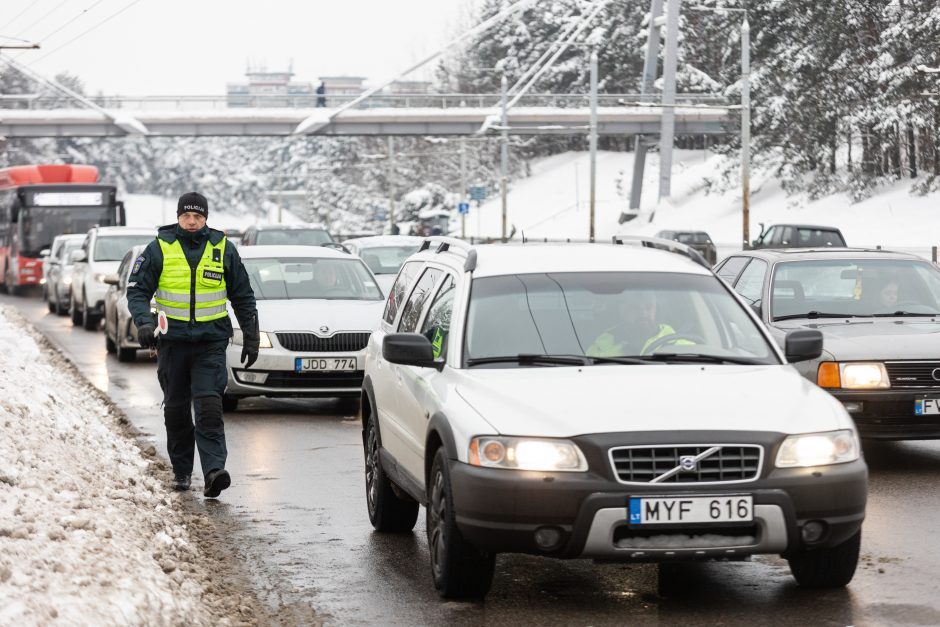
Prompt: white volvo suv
<box><xmin>361</xmin><ymin>236</ymin><xmax>867</xmax><ymax>599</ymax></box>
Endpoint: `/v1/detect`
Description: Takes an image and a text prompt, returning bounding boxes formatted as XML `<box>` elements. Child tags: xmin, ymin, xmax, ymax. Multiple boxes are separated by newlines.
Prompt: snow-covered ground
<box><xmin>0</xmin><ymin>306</ymin><xmax>256</xmax><ymax>626</ymax></box>
<box><xmin>471</xmin><ymin>149</ymin><xmax>940</xmax><ymax>259</ymax></box>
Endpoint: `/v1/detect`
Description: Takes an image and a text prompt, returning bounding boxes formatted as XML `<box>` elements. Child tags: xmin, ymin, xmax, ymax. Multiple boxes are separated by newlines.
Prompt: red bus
<box><xmin>0</xmin><ymin>164</ymin><xmax>125</xmax><ymax>295</ymax></box>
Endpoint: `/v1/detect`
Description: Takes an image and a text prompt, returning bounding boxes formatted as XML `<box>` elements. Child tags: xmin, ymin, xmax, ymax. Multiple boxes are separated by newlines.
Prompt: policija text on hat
<box><xmin>126</xmin><ymin>192</ymin><xmax>259</xmax><ymax>498</ymax></box>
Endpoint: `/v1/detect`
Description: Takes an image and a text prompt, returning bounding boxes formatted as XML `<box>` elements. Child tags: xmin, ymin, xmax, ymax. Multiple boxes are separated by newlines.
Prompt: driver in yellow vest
<box><xmin>586</xmin><ymin>291</ymin><xmax>687</xmax><ymax>357</ymax></box>
<box><xmin>127</xmin><ymin>192</ymin><xmax>258</xmax><ymax>498</ymax></box>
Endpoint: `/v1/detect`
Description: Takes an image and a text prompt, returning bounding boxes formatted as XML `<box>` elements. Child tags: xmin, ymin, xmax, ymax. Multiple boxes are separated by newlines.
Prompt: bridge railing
<box><xmin>0</xmin><ymin>92</ymin><xmax>729</xmax><ymax>112</ymax></box>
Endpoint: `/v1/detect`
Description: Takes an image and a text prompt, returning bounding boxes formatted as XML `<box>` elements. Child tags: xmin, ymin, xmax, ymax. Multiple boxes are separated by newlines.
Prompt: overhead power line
<box><xmin>0</xmin><ymin>0</ymin><xmax>44</xmax><ymax>33</ymax></box>
<box><xmin>27</xmin><ymin>0</ymin><xmax>144</xmax><ymax>65</ymax></box>
<box><xmin>15</xmin><ymin>0</ymin><xmax>70</xmax><ymax>39</ymax></box>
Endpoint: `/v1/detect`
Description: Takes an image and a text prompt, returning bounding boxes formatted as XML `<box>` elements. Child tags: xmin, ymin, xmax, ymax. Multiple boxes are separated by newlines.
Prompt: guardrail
<box><xmin>0</xmin><ymin>92</ymin><xmax>730</xmax><ymax>112</ymax></box>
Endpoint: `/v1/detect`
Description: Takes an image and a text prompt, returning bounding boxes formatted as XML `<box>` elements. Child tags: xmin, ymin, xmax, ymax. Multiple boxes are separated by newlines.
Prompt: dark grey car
<box><xmin>716</xmin><ymin>248</ymin><xmax>940</xmax><ymax>439</ymax></box>
<box><xmin>654</xmin><ymin>229</ymin><xmax>717</xmax><ymax>264</ymax></box>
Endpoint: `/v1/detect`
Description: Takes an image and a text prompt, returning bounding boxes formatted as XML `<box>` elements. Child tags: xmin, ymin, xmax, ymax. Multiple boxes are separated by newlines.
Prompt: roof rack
<box><xmin>611</xmin><ymin>235</ymin><xmax>711</xmax><ymax>269</ymax></box>
<box><xmin>418</xmin><ymin>236</ymin><xmax>477</xmax><ymax>272</ymax></box>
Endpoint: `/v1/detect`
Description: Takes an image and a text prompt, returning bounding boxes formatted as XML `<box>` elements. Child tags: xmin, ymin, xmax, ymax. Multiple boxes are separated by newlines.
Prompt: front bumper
<box><xmin>224</xmin><ymin>344</ymin><xmax>366</xmax><ymax>398</ymax></box>
<box><xmin>448</xmin><ymin>431</ymin><xmax>867</xmax><ymax>561</ymax></box>
<box><xmin>830</xmin><ymin>389</ymin><xmax>940</xmax><ymax>439</ymax></box>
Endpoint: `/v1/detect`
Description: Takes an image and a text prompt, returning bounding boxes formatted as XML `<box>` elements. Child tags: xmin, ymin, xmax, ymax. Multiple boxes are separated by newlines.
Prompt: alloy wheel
<box><xmin>428</xmin><ymin>470</ymin><xmax>447</xmax><ymax>581</ymax></box>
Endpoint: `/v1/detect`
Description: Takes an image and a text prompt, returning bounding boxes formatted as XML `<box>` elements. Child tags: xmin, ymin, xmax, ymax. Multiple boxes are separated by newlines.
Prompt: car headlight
<box><xmin>63</xmin><ymin>276</ymin><xmax>72</xmax><ymax>285</ymax></box>
<box><xmin>775</xmin><ymin>430</ymin><xmax>860</xmax><ymax>468</ymax></box>
<box><xmin>94</xmin><ymin>273</ymin><xmax>108</xmax><ymax>283</ymax></box>
<box><xmin>817</xmin><ymin>362</ymin><xmax>890</xmax><ymax>389</ymax></box>
<box><xmin>468</xmin><ymin>436</ymin><xmax>588</xmax><ymax>472</ymax></box>
<box><xmin>231</xmin><ymin>329</ymin><xmax>273</xmax><ymax>348</ymax></box>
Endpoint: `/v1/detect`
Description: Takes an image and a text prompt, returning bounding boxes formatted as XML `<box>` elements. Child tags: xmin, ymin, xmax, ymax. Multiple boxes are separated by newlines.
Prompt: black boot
<box><xmin>172</xmin><ymin>473</ymin><xmax>191</xmax><ymax>491</ymax></box>
<box><xmin>204</xmin><ymin>468</ymin><xmax>231</xmax><ymax>498</ymax></box>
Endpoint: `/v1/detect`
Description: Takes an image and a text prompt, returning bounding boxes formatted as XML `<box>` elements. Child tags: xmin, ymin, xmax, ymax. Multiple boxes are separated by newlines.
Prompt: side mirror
<box><xmin>785</xmin><ymin>329</ymin><xmax>823</xmax><ymax>362</ymax></box>
<box><xmin>750</xmin><ymin>303</ymin><xmax>762</xmax><ymax>318</ymax></box>
<box><xmin>103</xmin><ymin>273</ymin><xmax>120</xmax><ymax>286</ymax></box>
<box><xmin>40</xmin><ymin>248</ymin><xmax>51</xmax><ymax>258</ymax></box>
<box><xmin>70</xmin><ymin>249</ymin><xmax>87</xmax><ymax>263</ymax></box>
<box><xmin>382</xmin><ymin>333</ymin><xmax>442</xmax><ymax>370</ymax></box>
<box><xmin>116</xmin><ymin>200</ymin><xmax>126</xmax><ymax>226</ymax></box>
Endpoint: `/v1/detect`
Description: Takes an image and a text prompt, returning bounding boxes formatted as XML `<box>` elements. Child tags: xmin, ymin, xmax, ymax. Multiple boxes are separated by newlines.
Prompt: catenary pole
<box><xmin>629</xmin><ymin>0</ymin><xmax>663</xmax><ymax>211</ymax></box>
<box><xmin>658</xmin><ymin>0</ymin><xmax>680</xmax><ymax>201</ymax></box>
<box><xmin>741</xmin><ymin>17</ymin><xmax>751</xmax><ymax>249</ymax></box>
<box><xmin>500</xmin><ymin>75</ymin><xmax>509</xmax><ymax>242</ymax></box>
<box><xmin>589</xmin><ymin>48</ymin><xmax>598</xmax><ymax>242</ymax></box>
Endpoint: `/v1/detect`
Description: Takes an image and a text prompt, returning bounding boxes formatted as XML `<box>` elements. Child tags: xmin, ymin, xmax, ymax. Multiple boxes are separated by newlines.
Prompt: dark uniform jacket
<box><xmin>127</xmin><ymin>224</ymin><xmax>257</xmax><ymax>343</ymax></box>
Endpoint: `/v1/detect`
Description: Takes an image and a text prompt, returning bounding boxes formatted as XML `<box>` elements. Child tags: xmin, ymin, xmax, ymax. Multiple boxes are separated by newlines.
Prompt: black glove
<box><xmin>137</xmin><ymin>323</ymin><xmax>157</xmax><ymax>349</ymax></box>
<box><xmin>240</xmin><ymin>317</ymin><xmax>260</xmax><ymax>369</ymax></box>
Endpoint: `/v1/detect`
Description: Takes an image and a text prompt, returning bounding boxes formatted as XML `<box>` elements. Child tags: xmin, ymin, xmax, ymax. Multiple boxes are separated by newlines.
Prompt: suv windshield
<box><xmin>464</xmin><ymin>272</ymin><xmax>777</xmax><ymax>366</ymax></box>
<box><xmin>771</xmin><ymin>258</ymin><xmax>940</xmax><ymax>319</ymax></box>
<box><xmin>358</xmin><ymin>245</ymin><xmax>421</xmax><ymax>275</ymax></box>
<box><xmin>244</xmin><ymin>257</ymin><xmax>382</xmax><ymax>300</ymax></box>
<box><xmin>255</xmin><ymin>229</ymin><xmax>333</xmax><ymax>246</ymax></box>
<box><xmin>94</xmin><ymin>235</ymin><xmax>154</xmax><ymax>261</ymax></box>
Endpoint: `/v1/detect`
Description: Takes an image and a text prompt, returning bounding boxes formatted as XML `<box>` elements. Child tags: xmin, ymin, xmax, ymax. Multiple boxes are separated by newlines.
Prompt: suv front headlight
<box><xmin>775</xmin><ymin>430</ymin><xmax>860</xmax><ymax>468</ymax></box>
<box><xmin>468</xmin><ymin>436</ymin><xmax>588</xmax><ymax>472</ymax></box>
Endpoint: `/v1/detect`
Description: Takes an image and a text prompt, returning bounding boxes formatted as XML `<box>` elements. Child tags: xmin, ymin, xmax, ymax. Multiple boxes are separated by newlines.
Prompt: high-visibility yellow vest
<box><xmin>154</xmin><ymin>237</ymin><xmax>228</xmax><ymax>322</ymax></box>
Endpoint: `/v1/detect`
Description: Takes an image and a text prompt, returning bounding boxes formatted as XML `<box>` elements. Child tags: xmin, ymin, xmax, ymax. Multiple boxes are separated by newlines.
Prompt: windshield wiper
<box><xmin>466</xmin><ymin>354</ymin><xmax>589</xmax><ymax>367</ymax></box>
<box><xmin>639</xmin><ymin>353</ymin><xmax>765</xmax><ymax>365</ymax></box>
<box><xmin>772</xmin><ymin>312</ymin><xmax>864</xmax><ymax>321</ymax></box>
<box><xmin>587</xmin><ymin>355</ymin><xmax>649</xmax><ymax>365</ymax></box>
<box><xmin>871</xmin><ymin>311</ymin><xmax>939</xmax><ymax>318</ymax></box>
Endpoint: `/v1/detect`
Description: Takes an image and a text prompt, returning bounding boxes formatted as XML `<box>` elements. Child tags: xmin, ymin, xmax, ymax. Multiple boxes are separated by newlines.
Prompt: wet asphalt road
<box><xmin>5</xmin><ymin>292</ymin><xmax>940</xmax><ymax>626</ymax></box>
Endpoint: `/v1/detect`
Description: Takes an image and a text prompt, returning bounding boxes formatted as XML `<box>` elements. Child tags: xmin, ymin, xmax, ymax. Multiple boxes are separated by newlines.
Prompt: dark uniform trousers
<box><xmin>157</xmin><ymin>338</ymin><xmax>229</xmax><ymax>477</ymax></box>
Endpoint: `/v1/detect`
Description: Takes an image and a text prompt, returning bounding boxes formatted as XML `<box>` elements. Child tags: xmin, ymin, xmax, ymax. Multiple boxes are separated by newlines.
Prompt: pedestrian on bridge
<box><xmin>127</xmin><ymin>192</ymin><xmax>259</xmax><ymax>498</ymax></box>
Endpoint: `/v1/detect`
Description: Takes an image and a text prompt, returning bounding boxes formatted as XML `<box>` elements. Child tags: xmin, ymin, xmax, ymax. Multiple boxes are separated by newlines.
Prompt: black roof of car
<box><xmin>762</xmin><ymin>223</ymin><xmax>843</xmax><ymax>231</ymax></box>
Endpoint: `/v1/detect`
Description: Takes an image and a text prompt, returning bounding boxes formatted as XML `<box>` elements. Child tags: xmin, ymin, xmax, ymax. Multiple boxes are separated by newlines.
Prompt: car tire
<box><xmin>787</xmin><ymin>530</ymin><xmax>861</xmax><ymax>588</ymax></box>
<box><xmin>117</xmin><ymin>346</ymin><xmax>137</xmax><ymax>362</ymax></box>
<box><xmin>364</xmin><ymin>413</ymin><xmax>418</xmax><ymax>532</ymax></box>
<box><xmin>105</xmin><ymin>331</ymin><xmax>117</xmax><ymax>354</ymax></box>
<box><xmin>47</xmin><ymin>298</ymin><xmax>56</xmax><ymax>313</ymax></box>
<box><xmin>222</xmin><ymin>395</ymin><xmax>240</xmax><ymax>412</ymax></box>
<box><xmin>427</xmin><ymin>448</ymin><xmax>495</xmax><ymax>599</ymax></box>
<box><xmin>70</xmin><ymin>293</ymin><xmax>82</xmax><ymax>326</ymax></box>
<box><xmin>82</xmin><ymin>292</ymin><xmax>98</xmax><ymax>331</ymax></box>
<box><xmin>54</xmin><ymin>292</ymin><xmax>67</xmax><ymax>316</ymax></box>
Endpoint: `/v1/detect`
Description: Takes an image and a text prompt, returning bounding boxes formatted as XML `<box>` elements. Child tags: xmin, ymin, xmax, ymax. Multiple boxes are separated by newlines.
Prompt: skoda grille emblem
<box><xmin>679</xmin><ymin>455</ymin><xmax>697</xmax><ymax>471</ymax></box>
<box><xmin>932</xmin><ymin>368</ymin><xmax>940</xmax><ymax>381</ymax></box>
<box><xmin>319</xmin><ymin>325</ymin><xmax>330</xmax><ymax>334</ymax></box>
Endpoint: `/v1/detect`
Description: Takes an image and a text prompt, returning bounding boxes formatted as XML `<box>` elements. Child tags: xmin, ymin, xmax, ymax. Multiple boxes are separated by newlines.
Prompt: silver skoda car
<box><xmin>223</xmin><ymin>245</ymin><xmax>385</xmax><ymax>411</ymax></box>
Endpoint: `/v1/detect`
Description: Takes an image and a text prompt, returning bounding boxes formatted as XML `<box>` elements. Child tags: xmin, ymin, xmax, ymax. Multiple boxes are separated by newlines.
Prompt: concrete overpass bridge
<box><xmin>0</xmin><ymin>93</ymin><xmax>729</xmax><ymax>138</ymax></box>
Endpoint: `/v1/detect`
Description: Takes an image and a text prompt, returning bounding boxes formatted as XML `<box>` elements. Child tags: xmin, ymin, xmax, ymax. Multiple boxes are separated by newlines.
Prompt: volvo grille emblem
<box><xmin>319</xmin><ymin>325</ymin><xmax>330</xmax><ymax>334</ymax></box>
<box><xmin>932</xmin><ymin>368</ymin><xmax>940</xmax><ymax>381</ymax></box>
<box><xmin>679</xmin><ymin>455</ymin><xmax>697</xmax><ymax>471</ymax></box>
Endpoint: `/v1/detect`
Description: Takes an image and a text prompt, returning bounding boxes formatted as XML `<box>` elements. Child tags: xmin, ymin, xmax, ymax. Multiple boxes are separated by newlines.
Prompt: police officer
<box><xmin>127</xmin><ymin>191</ymin><xmax>259</xmax><ymax>498</ymax></box>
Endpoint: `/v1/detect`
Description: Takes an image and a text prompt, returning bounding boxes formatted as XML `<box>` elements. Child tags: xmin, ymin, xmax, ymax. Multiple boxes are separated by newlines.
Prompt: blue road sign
<box><xmin>469</xmin><ymin>185</ymin><xmax>487</xmax><ymax>201</ymax></box>
<box><xmin>458</xmin><ymin>202</ymin><xmax>470</xmax><ymax>215</ymax></box>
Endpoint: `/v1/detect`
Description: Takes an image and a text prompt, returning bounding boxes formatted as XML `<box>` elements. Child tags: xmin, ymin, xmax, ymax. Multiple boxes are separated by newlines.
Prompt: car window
<box><xmin>716</xmin><ymin>256</ymin><xmax>751</xmax><ymax>283</ymax></box>
<box><xmin>383</xmin><ymin>260</ymin><xmax>422</xmax><ymax>324</ymax></box>
<box><xmin>733</xmin><ymin>258</ymin><xmax>768</xmax><ymax>308</ymax></box>
<box><xmin>464</xmin><ymin>272</ymin><xmax>778</xmax><ymax>365</ymax></box>
<box><xmin>94</xmin><ymin>235</ymin><xmax>153</xmax><ymax>262</ymax></box>
<box><xmin>771</xmin><ymin>258</ymin><xmax>940</xmax><ymax>319</ymax></box>
<box><xmin>757</xmin><ymin>226</ymin><xmax>775</xmax><ymax>245</ymax></box>
<box><xmin>419</xmin><ymin>275</ymin><xmax>457</xmax><ymax>361</ymax></box>
<box><xmin>398</xmin><ymin>267</ymin><xmax>443</xmax><ymax>332</ymax></box>
<box><xmin>798</xmin><ymin>228</ymin><xmax>844</xmax><ymax>247</ymax></box>
<box><xmin>117</xmin><ymin>250</ymin><xmax>134</xmax><ymax>289</ymax></box>
<box><xmin>255</xmin><ymin>229</ymin><xmax>333</xmax><ymax>246</ymax></box>
<box><xmin>243</xmin><ymin>257</ymin><xmax>382</xmax><ymax>301</ymax></box>
<box><xmin>359</xmin><ymin>245</ymin><xmax>421</xmax><ymax>275</ymax></box>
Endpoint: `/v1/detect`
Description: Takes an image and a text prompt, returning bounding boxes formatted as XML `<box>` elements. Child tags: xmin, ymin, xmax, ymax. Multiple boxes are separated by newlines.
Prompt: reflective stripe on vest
<box><xmin>154</xmin><ymin>237</ymin><xmax>228</xmax><ymax>322</ymax></box>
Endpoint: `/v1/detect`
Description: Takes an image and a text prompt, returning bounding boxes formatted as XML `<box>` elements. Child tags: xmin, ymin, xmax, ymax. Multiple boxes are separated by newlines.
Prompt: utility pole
<box><xmin>629</xmin><ymin>0</ymin><xmax>663</xmax><ymax>212</ymax></box>
<box><xmin>387</xmin><ymin>136</ymin><xmax>396</xmax><ymax>234</ymax></box>
<box><xmin>741</xmin><ymin>17</ymin><xmax>751</xmax><ymax>249</ymax></box>
<box><xmin>500</xmin><ymin>74</ymin><xmax>509</xmax><ymax>242</ymax></box>
<box><xmin>658</xmin><ymin>0</ymin><xmax>681</xmax><ymax>201</ymax></box>
<box><xmin>589</xmin><ymin>48</ymin><xmax>598</xmax><ymax>242</ymax></box>
<box><xmin>460</xmin><ymin>138</ymin><xmax>468</xmax><ymax>239</ymax></box>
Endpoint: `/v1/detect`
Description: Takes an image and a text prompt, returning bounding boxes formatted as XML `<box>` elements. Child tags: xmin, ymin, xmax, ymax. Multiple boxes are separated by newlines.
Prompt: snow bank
<box><xmin>0</xmin><ymin>306</ymin><xmax>218</xmax><ymax>626</ymax></box>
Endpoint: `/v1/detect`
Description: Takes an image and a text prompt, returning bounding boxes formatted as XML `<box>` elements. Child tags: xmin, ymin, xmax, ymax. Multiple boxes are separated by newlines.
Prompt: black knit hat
<box><xmin>177</xmin><ymin>191</ymin><xmax>208</xmax><ymax>218</ymax></box>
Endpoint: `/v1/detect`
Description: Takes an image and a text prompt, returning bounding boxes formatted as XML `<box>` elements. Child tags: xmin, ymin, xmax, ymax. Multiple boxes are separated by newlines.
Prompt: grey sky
<box><xmin>1</xmin><ymin>0</ymin><xmax>475</xmax><ymax>95</ymax></box>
